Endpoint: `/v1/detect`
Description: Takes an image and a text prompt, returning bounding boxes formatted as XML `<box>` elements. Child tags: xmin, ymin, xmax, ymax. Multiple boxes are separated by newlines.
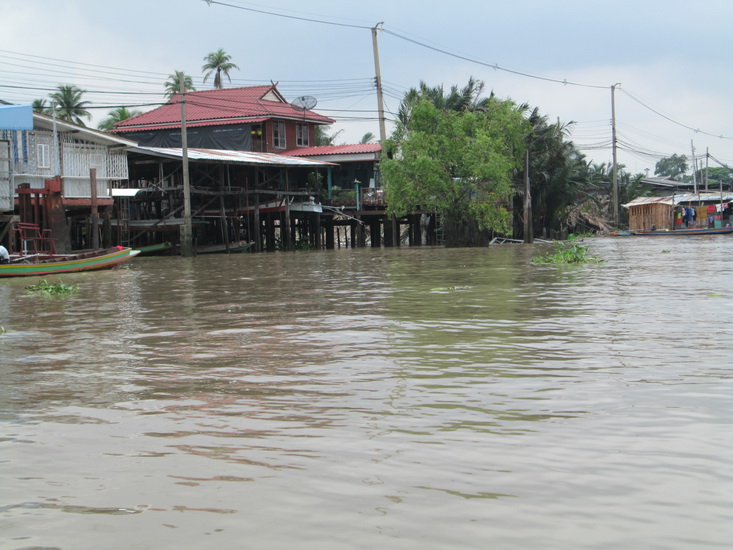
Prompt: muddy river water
<box><xmin>1</xmin><ymin>236</ymin><xmax>731</xmax><ymax>549</ymax></box>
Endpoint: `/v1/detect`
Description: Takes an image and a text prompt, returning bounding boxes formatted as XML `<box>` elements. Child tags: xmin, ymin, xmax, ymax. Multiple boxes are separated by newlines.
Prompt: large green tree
<box><xmin>654</xmin><ymin>154</ymin><xmax>688</xmax><ymax>180</ymax></box>
<box><xmin>201</xmin><ymin>49</ymin><xmax>239</xmax><ymax>89</ymax></box>
<box><xmin>98</xmin><ymin>107</ymin><xmax>142</xmax><ymax>131</ymax></box>
<box><xmin>49</xmin><ymin>84</ymin><xmax>91</xmax><ymax>126</ymax></box>
<box><xmin>694</xmin><ymin>166</ymin><xmax>731</xmax><ymax>188</ymax></box>
<box><xmin>164</xmin><ymin>70</ymin><xmax>196</xmax><ymax>99</ymax></box>
<box><xmin>382</xmin><ymin>97</ymin><xmax>528</xmax><ymax>246</ymax></box>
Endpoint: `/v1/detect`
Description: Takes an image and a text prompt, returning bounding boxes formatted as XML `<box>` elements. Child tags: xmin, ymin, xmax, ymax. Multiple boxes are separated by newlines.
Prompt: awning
<box><xmin>111</xmin><ymin>189</ymin><xmax>144</xmax><ymax>197</ymax></box>
<box><xmin>0</xmin><ymin>105</ymin><xmax>33</xmax><ymax>130</ymax></box>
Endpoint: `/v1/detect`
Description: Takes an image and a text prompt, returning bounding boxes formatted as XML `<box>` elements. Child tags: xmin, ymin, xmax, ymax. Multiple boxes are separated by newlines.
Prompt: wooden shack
<box><xmin>624</xmin><ymin>197</ymin><xmax>675</xmax><ymax>230</ymax></box>
<box><xmin>624</xmin><ymin>192</ymin><xmax>733</xmax><ymax>231</ymax></box>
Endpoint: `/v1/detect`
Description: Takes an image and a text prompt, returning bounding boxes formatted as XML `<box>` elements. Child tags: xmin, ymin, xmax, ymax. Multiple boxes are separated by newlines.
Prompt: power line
<box><xmin>620</xmin><ymin>88</ymin><xmax>733</xmax><ymax>141</ymax></box>
<box><xmin>380</xmin><ymin>29</ymin><xmax>610</xmax><ymax>90</ymax></box>
<box><xmin>202</xmin><ymin>0</ymin><xmax>371</xmax><ymax>29</ymax></box>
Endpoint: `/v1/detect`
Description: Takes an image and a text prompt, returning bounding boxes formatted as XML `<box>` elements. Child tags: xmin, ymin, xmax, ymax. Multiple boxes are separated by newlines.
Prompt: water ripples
<box><xmin>1</xmin><ymin>238</ymin><xmax>731</xmax><ymax>549</ymax></box>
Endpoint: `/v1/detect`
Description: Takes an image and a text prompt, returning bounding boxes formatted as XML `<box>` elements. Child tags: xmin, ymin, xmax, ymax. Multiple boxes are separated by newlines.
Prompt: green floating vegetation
<box><xmin>25</xmin><ymin>279</ymin><xmax>79</xmax><ymax>297</ymax></box>
<box><xmin>568</xmin><ymin>232</ymin><xmax>595</xmax><ymax>241</ymax></box>
<box><xmin>533</xmin><ymin>242</ymin><xmax>602</xmax><ymax>265</ymax></box>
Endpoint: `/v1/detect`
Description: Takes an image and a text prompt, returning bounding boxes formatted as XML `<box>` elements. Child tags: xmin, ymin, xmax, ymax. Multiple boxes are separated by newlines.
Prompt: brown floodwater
<box><xmin>0</xmin><ymin>237</ymin><xmax>731</xmax><ymax>549</ymax></box>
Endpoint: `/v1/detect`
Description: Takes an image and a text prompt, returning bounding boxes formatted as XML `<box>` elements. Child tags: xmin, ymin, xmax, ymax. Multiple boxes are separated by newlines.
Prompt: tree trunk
<box><xmin>443</xmin><ymin>211</ymin><xmax>490</xmax><ymax>247</ymax></box>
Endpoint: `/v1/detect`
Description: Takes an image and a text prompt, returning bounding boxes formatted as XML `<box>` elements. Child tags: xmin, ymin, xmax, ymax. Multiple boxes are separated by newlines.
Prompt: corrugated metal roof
<box><xmin>128</xmin><ymin>146</ymin><xmax>335</xmax><ymax>167</ymax></box>
<box><xmin>112</xmin><ymin>85</ymin><xmax>334</xmax><ymax>132</ymax></box>
<box><xmin>284</xmin><ymin>143</ymin><xmax>382</xmax><ymax>156</ymax></box>
<box><xmin>624</xmin><ymin>192</ymin><xmax>733</xmax><ymax>208</ymax></box>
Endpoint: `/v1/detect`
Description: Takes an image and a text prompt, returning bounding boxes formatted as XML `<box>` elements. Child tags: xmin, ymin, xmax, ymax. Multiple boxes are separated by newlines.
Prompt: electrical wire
<box><xmin>202</xmin><ymin>0</ymin><xmax>371</xmax><ymax>29</ymax></box>
<box><xmin>621</xmin><ymin>88</ymin><xmax>733</xmax><ymax>141</ymax></box>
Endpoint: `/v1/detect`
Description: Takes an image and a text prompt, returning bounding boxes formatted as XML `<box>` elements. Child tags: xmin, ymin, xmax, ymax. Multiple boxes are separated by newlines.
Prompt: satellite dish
<box><xmin>291</xmin><ymin>95</ymin><xmax>317</xmax><ymax>112</ymax></box>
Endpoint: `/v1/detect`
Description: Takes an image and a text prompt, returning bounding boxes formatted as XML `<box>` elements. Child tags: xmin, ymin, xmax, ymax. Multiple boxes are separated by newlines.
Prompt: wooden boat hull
<box><xmin>632</xmin><ymin>226</ymin><xmax>733</xmax><ymax>236</ymax></box>
<box><xmin>0</xmin><ymin>247</ymin><xmax>140</xmax><ymax>278</ymax></box>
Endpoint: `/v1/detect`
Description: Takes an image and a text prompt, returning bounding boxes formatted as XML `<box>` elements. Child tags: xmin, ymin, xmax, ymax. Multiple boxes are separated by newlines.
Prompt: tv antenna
<box><xmin>291</xmin><ymin>95</ymin><xmax>317</xmax><ymax>118</ymax></box>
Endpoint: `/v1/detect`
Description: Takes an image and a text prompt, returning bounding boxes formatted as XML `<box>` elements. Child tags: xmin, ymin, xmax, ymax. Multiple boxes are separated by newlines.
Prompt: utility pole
<box><xmin>705</xmin><ymin>147</ymin><xmax>709</xmax><ymax>192</ymax></box>
<box><xmin>611</xmin><ymin>84</ymin><xmax>620</xmax><ymax>227</ymax></box>
<box><xmin>690</xmin><ymin>140</ymin><xmax>697</xmax><ymax>195</ymax></box>
<box><xmin>371</xmin><ymin>22</ymin><xmax>387</xmax><ymax>144</ymax></box>
<box><xmin>371</xmin><ymin>22</ymin><xmax>396</xmax><ymax>246</ymax></box>
<box><xmin>180</xmin><ymin>72</ymin><xmax>194</xmax><ymax>257</ymax></box>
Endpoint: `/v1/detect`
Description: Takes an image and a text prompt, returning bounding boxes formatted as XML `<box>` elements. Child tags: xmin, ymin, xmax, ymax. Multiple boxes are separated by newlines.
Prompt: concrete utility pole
<box><xmin>611</xmin><ymin>84</ymin><xmax>620</xmax><ymax>227</ymax></box>
<box><xmin>371</xmin><ymin>22</ymin><xmax>387</xmax><ymax>145</ymax></box>
<box><xmin>371</xmin><ymin>22</ymin><xmax>397</xmax><ymax>246</ymax></box>
<box><xmin>180</xmin><ymin>73</ymin><xmax>194</xmax><ymax>257</ymax></box>
<box><xmin>690</xmin><ymin>140</ymin><xmax>697</xmax><ymax>195</ymax></box>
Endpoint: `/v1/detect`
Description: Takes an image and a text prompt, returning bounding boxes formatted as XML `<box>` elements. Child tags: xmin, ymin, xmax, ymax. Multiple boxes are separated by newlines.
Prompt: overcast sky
<box><xmin>1</xmin><ymin>0</ymin><xmax>731</xmax><ymax>176</ymax></box>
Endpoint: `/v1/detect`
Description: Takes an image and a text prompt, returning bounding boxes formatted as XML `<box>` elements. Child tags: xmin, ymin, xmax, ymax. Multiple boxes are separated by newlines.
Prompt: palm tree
<box><xmin>49</xmin><ymin>84</ymin><xmax>91</xmax><ymax>126</ymax></box>
<box><xmin>98</xmin><ymin>107</ymin><xmax>142</xmax><ymax>131</ymax></box>
<box><xmin>315</xmin><ymin>126</ymin><xmax>342</xmax><ymax>146</ymax></box>
<box><xmin>201</xmin><ymin>49</ymin><xmax>239</xmax><ymax>89</ymax></box>
<box><xmin>359</xmin><ymin>132</ymin><xmax>375</xmax><ymax>144</ymax></box>
<box><xmin>164</xmin><ymin>70</ymin><xmax>196</xmax><ymax>99</ymax></box>
<box><xmin>397</xmin><ymin>77</ymin><xmax>491</xmax><ymax>125</ymax></box>
<box><xmin>32</xmin><ymin>99</ymin><xmax>49</xmax><ymax>114</ymax></box>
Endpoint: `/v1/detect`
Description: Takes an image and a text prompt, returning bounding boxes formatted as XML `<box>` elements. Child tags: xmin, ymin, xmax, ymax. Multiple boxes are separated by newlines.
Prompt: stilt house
<box><xmin>1</xmin><ymin>105</ymin><xmax>136</xmax><ymax>252</ymax></box>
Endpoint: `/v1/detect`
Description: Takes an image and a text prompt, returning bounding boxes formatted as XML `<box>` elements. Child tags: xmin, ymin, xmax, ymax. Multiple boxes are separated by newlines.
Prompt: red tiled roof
<box><xmin>283</xmin><ymin>143</ymin><xmax>381</xmax><ymax>156</ymax></box>
<box><xmin>112</xmin><ymin>85</ymin><xmax>334</xmax><ymax>132</ymax></box>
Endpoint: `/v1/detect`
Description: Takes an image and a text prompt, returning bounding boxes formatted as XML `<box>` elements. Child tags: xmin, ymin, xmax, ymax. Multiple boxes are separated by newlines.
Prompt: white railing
<box><xmin>62</xmin><ymin>178</ymin><xmax>113</xmax><ymax>199</ymax></box>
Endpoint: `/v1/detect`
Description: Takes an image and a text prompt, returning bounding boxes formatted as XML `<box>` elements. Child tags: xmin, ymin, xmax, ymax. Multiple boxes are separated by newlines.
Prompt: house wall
<box><xmin>628</xmin><ymin>204</ymin><xmax>673</xmax><ymax>230</ymax></box>
<box><xmin>265</xmin><ymin>120</ymin><xmax>314</xmax><ymax>153</ymax></box>
<box><xmin>1</xmin><ymin>129</ymin><xmax>128</xmax><ymax>201</ymax></box>
<box><xmin>118</xmin><ymin>124</ymin><xmax>253</xmax><ymax>151</ymax></box>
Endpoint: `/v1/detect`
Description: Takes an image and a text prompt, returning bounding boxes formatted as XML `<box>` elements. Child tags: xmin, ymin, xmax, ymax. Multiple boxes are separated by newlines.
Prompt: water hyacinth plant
<box><xmin>533</xmin><ymin>242</ymin><xmax>602</xmax><ymax>265</ymax></box>
<box><xmin>25</xmin><ymin>279</ymin><xmax>79</xmax><ymax>297</ymax></box>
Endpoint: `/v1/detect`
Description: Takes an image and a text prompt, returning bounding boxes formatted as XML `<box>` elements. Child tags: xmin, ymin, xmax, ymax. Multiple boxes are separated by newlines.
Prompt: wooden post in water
<box><xmin>90</xmin><ymin>168</ymin><xmax>99</xmax><ymax>249</ymax></box>
<box><xmin>218</xmin><ymin>166</ymin><xmax>230</xmax><ymax>252</ymax></box>
<box><xmin>284</xmin><ymin>172</ymin><xmax>292</xmax><ymax>250</ymax></box>
<box><xmin>313</xmin><ymin>211</ymin><xmax>321</xmax><ymax>249</ymax></box>
<box><xmin>179</xmin><ymin>74</ymin><xmax>194</xmax><ymax>257</ymax></box>
<box><xmin>325</xmin><ymin>216</ymin><xmax>334</xmax><ymax>249</ymax></box>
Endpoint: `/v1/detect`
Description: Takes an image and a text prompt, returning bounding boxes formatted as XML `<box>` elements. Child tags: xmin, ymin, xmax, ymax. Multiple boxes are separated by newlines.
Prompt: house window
<box><xmin>37</xmin><ymin>143</ymin><xmax>51</xmax><ymax>169</ymax></box>
<box><xmin>296</xmin><ymin>124</ymin><xmax>309</xmax><ymax>147</ymax></box>
<box><xmin>273</xmin><ymin>122</ymin><xmax>286</xmax><ymax>149</ymax></box>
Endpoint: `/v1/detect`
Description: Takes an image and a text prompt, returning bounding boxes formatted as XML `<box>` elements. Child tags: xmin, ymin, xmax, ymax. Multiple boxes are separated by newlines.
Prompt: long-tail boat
<box><xmin>0</xmin><ymin>246</ymin><xmax>140</xmax><ymax>278</ymax></box>
<box><xmin>631</xmin><ymin>226</ymin><xmax>733</xmax><ymax>236</ymax></box>
<box><xmin>0</xmin><ymin>223</ymin><xmax>139</xmax><ymax>278</ymax></box>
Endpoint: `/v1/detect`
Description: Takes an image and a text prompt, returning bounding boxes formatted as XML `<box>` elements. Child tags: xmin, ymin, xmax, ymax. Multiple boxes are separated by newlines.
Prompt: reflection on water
<box><xmin>1</xmin><ymin>237</ymin><xmax>731</xmax><ymax>549</ymax></box>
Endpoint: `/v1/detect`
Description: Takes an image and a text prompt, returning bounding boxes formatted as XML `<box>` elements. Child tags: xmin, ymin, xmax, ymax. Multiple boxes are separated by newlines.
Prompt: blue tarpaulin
<box><xmin>0</xmin><ymin>105</ymin><xmax>33</xmax><ymax>130</ymax></box>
